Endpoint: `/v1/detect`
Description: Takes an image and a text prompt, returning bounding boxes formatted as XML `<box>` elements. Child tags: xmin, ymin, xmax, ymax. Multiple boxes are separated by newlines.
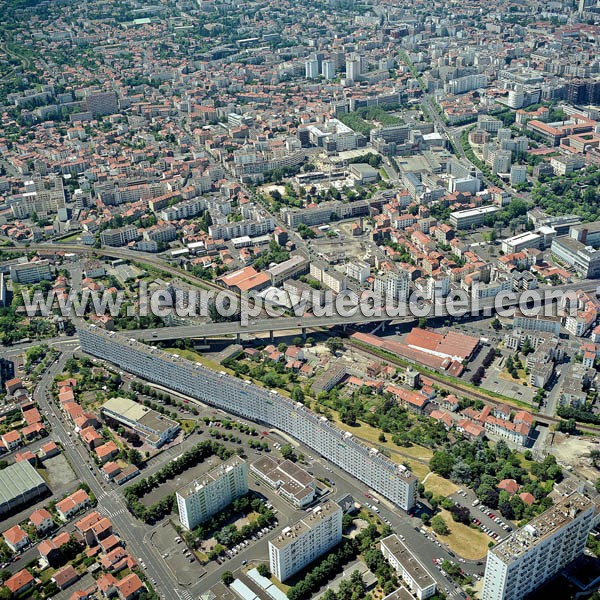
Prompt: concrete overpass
<box><xmin>129</xmin><ymin>280</ymin><xmax>600</xmax><ymax>341</ymax></box>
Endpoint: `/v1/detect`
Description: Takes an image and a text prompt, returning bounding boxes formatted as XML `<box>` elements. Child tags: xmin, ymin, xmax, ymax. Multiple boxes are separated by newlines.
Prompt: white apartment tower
<box><xmin>176</xmin><ymin>456</ymin><xmax>248</xmax><ymax>530</ymax></box>
<box><xmin>482</xmin><ymin>492</ymin><xmax>598</xmax><ymax>600</ymax></box>
<box><xmin>305</xmin><ymin>58</ymin><xmax>320</xmax><ymax>79</ymax></box>
<box><xmin>374</xmin><ymin>270</ymin><xmax>409</xmax><ymax>302</ymax></box>
<box><xmin>269</xmin><ymin>502</ymin><xmax>343</xmax><ymax>581</ymax></box>
<box><xmin>322</xmin><ymin>59</ymin><xmax>336</xmax><ymax>80</ymax></box>
<box><xmin>346</xmin><ymin>54</ymin><xmax>361</xmax><ymax>82</ymax></box>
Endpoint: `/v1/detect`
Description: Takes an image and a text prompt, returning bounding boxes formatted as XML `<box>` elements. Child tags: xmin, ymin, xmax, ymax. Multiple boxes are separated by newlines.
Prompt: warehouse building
<box><xmin>0</xmin><ymin>461</ymin><xmax>48</xmax><ymax>515</ymax></box>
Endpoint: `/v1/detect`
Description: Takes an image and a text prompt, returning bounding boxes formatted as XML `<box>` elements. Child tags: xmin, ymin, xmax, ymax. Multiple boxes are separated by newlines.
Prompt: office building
<box><xmin>527</xmin><ymin>209</ymin><xmax>581</xmax><ymax>236</ymax></box>
<box><xmin>501</xmin><ymin>231</ymin><xmax>543</xmax><ymax>254</ymax></box>
<box><xmin>381</xmin><ymin>534</ymin><xmax>437</xmax><ymax>600</ymax></box>
<box><xmin>269</xmin><ymin>502</ymin><xmax>342</xmax><ymax>581</ymax></box>
<box><xmin>482</xmin><ymin>492</ymin><xmax>599</xmax><ymax>600</ymax></box>
<box><xmin>78</xmin><ymin>326</ymin><xmax>418</xmax><ymax>511</ymax></box>
<box><xmin>176</xmin><ymin>456</ymin><xmax>248</xmax><ymax>530</ymax></box>
<box><xmin>0</xmin><ymin>461</ymin><xmax>48</xmax><ymax>515</ymax></box>
<box><xmin>101</xmin><ymin>397</ymin><xmax>180</xmax><ymax>448</ymax></box>
<box><xmin>10</xmin><ymin>260</ymin><xmax>52</xmax><ymax>285</ymax></box>
<box><xmin>267</xmin><ymin>255</ymin><xmax>308</xmax><ymax>286</ymax></box>
<box><xmin>450</xmin><ymin>205</ymin><xmax>501</xmax><ymax>230</ymax></box>
<box><xmin>551</xmin><ymin>236</ymin><xmax>600</xmax><ymax>279</ymax></box>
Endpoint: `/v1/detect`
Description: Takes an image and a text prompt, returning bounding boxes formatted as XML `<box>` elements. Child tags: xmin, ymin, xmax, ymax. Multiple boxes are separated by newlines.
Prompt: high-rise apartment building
<box><xmin>322</xmin><ymin>60</ymin><xmax>336</xmax><ymax>80</ymax></box>
<box><xmin>482</xmin><ymin>492</ymin><xmax>599</xmax><ymax>600</ymax></box>
<box><xmin>269</xmin><ymin>502</ymin><xmax>342</xmax><ymax>581</ymax></box>
<box><xmin>0</xmin><ymin>357</ymin><xmax>15</xmax><ymax>387</ymax></box>
<box><xmin>85</xmin><ymin>91</ymin><xmax>119</xmax><ymax>117</ymax></box>
<box><xmin>345</xmin><ymin>54</ymin><xmax>361</xmax><ymax>81</ymax></box>
<box><xmin>374</xmin><ymin>270</ymin><xmax>410</xmax><ymax>302</ymax></box>
<box><xmin>78</xmin><ymin>326</ymin><xmax>418</xmax><ymax>511</ymax></box>
<box><xmin>305</xmin><ymin>58</ymin><xmax>320</xmax><ymax>79</ymax></box>
<box><xmin>11</xmin><ymin>175</ymin><xmax>66</xmax><ymax>218</ymax></box>
<box><xmin>176</xmin><ymin>456</ymin><xmax>248</xmax><ymax>530</ymax></box>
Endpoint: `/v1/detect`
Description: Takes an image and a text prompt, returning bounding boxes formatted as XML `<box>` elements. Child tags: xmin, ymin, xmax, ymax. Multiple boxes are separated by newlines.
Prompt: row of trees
<box><xmin>185</xmin><ymin>494</ymin><xmax>274</xmax><ymax>555</ymax></box>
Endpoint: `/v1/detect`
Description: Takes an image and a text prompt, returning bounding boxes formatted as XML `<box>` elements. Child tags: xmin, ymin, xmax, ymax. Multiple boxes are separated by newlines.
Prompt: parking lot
<box><xmin>481</xmin><ymin>362</ymin><xmax>536</xmax><ymax>404</ymax></box>
<box><xmin>149</xmin><ymin>521</ymin><xmax>207</xmax><ymax>586</ymax></box>
<box><xmin>449</xmin><ymin>488</ymin><xmax>513</xmax><ymax>544</ymax></box>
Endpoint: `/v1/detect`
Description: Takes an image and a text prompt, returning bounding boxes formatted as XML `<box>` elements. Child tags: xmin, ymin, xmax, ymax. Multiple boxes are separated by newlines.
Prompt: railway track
<box><xmin>347</xmin><ymin>336</ymin><xmax>600</xmax><ymax>436</ymax></box>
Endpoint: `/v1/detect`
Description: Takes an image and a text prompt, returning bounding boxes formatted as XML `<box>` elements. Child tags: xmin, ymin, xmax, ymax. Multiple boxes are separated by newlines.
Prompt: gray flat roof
<box><xmin>0</xmin><ymin>461</ymin><xmax>46</xmax><ymax>505</ymax></box>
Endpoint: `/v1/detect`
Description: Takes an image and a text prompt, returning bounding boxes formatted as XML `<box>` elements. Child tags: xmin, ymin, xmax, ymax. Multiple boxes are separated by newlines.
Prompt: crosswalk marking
<box><xmin>100</xmin><ymin>506</ymin><xmax>129</xmax><ymax>518</ymax></box>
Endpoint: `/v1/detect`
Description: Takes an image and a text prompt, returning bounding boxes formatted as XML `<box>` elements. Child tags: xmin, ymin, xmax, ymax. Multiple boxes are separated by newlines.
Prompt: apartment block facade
<box><xmin>78</xmin><ymin>327</ymin><xmax>418</xmax><ymax>511</ymax></box>
<box><xmin>482</xmin><ymin>492</ymin><xmax>598</xmax><ymax>600</ymax></box>
<box><xmin>269</xmin><ymin>502</ymin><xmax>342</xmax><ymax>581</ymax></box>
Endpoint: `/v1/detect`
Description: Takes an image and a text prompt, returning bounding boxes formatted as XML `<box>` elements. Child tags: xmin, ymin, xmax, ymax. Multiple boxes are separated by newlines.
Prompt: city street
<box><xmin>32</xmin><ymin>352</ymin><xmax>183</xmax><ymax>600</ymax></box>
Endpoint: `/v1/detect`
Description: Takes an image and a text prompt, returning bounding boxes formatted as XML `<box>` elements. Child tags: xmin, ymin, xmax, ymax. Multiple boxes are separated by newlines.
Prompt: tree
<box><xmin>417</xmin><ymin>317</ymin><xmax>428</xmax><ymax>329</ymax></box>
<box><xmin>429</xmin><ymin>451</ymin><xmax>455</xmax><ymax>478</ymax></box>
<box><xmin>128</xmin><ymin>448</ymin><xmax>144</xmax><ymax>467</ymax></box>
<box><xmin>280</xmin><ymin>444</ymin><xmax>297</xmax><ymax>462</ymax></box>
<box><xmin>257</xmin><ymin>563</ymin><xmax>271</xmax><ymax>578</ymax></box>
<box><xmin>326</xmin><ymin>337</ymin><xmax>344</xmax><ymax>353</ymax></box>
<box><xmin>222</xmin><ymin>571</ymin><xmax>234</xmax><ymax>586</ymax></box>
<box><xmin>291</xmin><ymin>386</ymin><xmax>305</xmax><ymax>404</ymax></box>
<box><xmin>431</xmin><ymin>515</ymin><xmax>449</xmax><ymax>535</ymax></box>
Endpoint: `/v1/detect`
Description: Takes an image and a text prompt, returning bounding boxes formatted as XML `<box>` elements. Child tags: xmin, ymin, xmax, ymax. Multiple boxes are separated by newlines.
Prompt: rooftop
<box><xmin>269</xmin><ymin>501</ymin><xmax>341</xmax><ymax>549</ymax></box>
<box><xmin>0</xmin><ymin>461</ymin><xmax>46</xmax><ymax>506</ymax></box>
<box><xmin>381</xmin><ymin>533</ymin><xmax>436</xmax><ymax>590</ymax></box>
<box><xmin>490</xmin><ymin>492</ymin><xmax>597</xmax><ymax>565</ymax></box>
<box><xmin>176</xmin><ymin>455</ymin><xmax>246</xmax><ymax>499</ymax></box>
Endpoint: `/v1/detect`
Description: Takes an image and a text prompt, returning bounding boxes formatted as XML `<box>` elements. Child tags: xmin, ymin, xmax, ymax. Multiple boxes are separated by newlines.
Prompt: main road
<box><xmin>12</xmin><ymin>243</ymin><xmax>600</xmax><ymax>343</ymax></box>
<box><xmin>128</xmin><ymin>279</ymin><xmax>598</xmax><ymax>340</ymax></box>
<box><xmin>34</xmin><ymin>351</ymin><xmax>182</xmax><ymax>600</ymax></box>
